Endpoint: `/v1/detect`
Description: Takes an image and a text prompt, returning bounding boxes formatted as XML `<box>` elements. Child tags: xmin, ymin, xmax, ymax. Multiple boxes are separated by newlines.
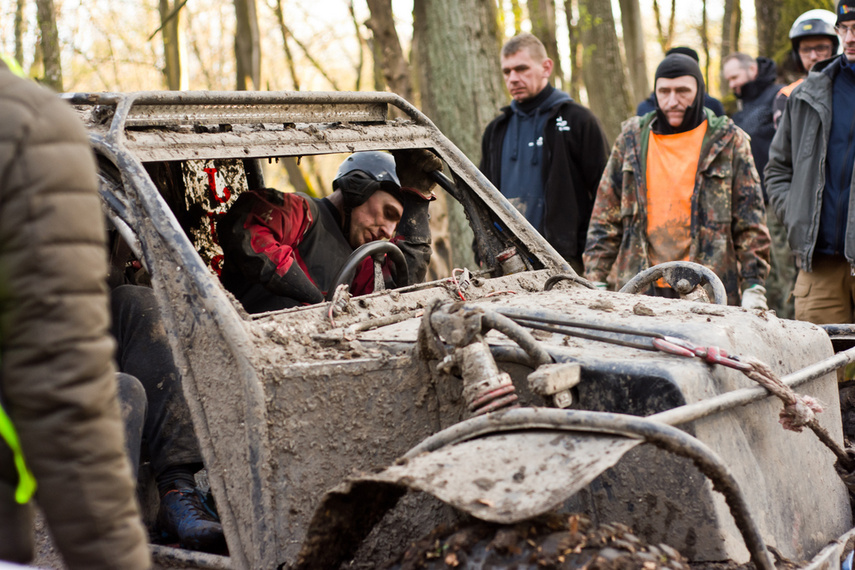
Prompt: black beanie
<box><xmin>839</xmin><ymin>0</ymin><xmax>855</xmax><ymax>25</ymax></box>
<box><xmin>652</xmin><ymin>54</ymin><xmax>707</xmax><ymax>135</ymax></box>
<box><xmin>665</xmin><ymin>46</ymin><xmax>700</xmax><ymax>62</ymax></box>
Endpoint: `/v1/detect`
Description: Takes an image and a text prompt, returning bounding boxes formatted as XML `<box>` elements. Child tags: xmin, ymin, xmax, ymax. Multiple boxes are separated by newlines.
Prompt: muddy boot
<box><xmin>157</xmin><ymin>482</ymin><xmax>226</xmax><ymax>554</ymax></box>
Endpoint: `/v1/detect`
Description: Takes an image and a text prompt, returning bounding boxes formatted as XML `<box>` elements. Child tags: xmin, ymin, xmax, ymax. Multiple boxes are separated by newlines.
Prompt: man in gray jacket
<box><xmin>766</xmin><ymin>0</ymin><xmax>855</xmax><ymax>325</ymax></box>
<box><xmin>0</xmin><ymin>62</ymin><xmax>150</xmax><ymax>567</ymax></box>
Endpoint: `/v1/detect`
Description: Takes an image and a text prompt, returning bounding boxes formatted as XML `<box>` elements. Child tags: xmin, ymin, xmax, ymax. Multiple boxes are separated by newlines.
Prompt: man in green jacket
<box><xmin>583</xmin><ymin>54</ymin><xmax>770</xmax><ymax>307</ymax></box>
<box><xmin>0</xmin><ymin>63</ymin><xmax>150</xmax><ymax>567</ymax></box>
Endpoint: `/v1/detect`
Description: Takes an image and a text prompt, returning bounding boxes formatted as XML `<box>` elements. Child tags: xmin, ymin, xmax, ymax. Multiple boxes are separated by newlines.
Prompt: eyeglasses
<box><xmin>836</xmin><ymin>24</ymin><xmax>855</xmax><ymax>38</ymax></box>
<box><xmin>799</xmin><ymin>45</ymin><xmax>834</xmax><ymax>56</ymax></box>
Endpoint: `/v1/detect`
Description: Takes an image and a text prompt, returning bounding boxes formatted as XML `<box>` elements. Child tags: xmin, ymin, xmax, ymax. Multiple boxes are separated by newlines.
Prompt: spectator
<box><xmin>480</xmin><ymin>32</ymin><xmax>609</xmax><ymax>274</ymax></box>
<box><xmin>0</xmin><ymin>60</ymin><xmax>149</xmax><ymax>568</ymax></box>
<box><xmin>722</xmin><ymin>53</ymin><xmax>782</xmax><ymax>195</ymax></box>
<box><xmin>766</xmin><ymin>0</ymin><xmax>855</xmax><ymax>325</ymax></box>
<box><xmin>218</xmin><ymin>150</ymin><xmax>437</xmax><ymax>313</ymax></box>
<box><xmin>584</xmin><ymin>54</ymin><xmax>770</xmax><ymax>308</ymax></box>
<box><xmin>636</xmin><ymin>46</ymin><xmax>725</xmax><ymax>117</ymax></box>
<box><xmin>767</xmin><ymin>10</ymin><xmax>838</xmax><ymax>320</ymax></box>
<box><xmin>773</xmin><ymin>9</ymin><xmax>839</xmax><ymax>128</ymax></box>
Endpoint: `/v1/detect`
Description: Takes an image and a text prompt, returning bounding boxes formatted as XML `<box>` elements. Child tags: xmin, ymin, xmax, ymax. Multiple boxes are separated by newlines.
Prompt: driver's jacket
<box><xmin>583</xmin><ymin>110</ymin><xmax>770</xmax><ymax>305</ymax></box>
<box><xmin>218</xmin><ymin>188</ymin><xmax>426</xmax><ymax>301</ymax></box>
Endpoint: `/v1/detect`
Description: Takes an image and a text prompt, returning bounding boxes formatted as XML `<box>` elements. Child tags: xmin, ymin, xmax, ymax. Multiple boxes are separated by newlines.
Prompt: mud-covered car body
<box><xmin>67</xmin><ymin>91</ymin><xmax>852</xmax><ymax>570</ymax></box>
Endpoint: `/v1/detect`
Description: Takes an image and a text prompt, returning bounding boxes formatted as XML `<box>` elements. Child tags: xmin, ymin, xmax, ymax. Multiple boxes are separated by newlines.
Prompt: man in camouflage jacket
<box><xmin>584</xmin><ymin>54</ymin><xmax>770</xmax><ymax>306</ymax></box>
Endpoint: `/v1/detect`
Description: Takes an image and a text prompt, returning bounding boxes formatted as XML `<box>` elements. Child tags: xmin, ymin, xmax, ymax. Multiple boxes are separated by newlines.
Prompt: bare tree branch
<box><xmin>666</xmin><ymin>0</ymin><xmax>676</xmax><ymax>51</ymax></box>
<box><xmin>268</xmin><ymin>0</ymin><xmax>340</xmax><ymax>90</ymax></box>
<box><xmin>15</xmin><ymin>0</ymin><xmax>25</xmax><ymax>70</ymax></box>
<box><xmin>147</xmin><ymin>0</ymin><xmax>189</xmax><ymax>41</ymax></box>
<box><xmin>268</xmin><ymin>0</ymin><xmax>300</xmax><ymax>90</ymax></box>
<box><xmin>348</xmin><ymin>0</ymin><xmax>365</xmax><ymax>91</ymax></box>
<box><xmin>366</xmin><ymin>0</ymin><xmax>412</xmax><ymax>102</ymax></box>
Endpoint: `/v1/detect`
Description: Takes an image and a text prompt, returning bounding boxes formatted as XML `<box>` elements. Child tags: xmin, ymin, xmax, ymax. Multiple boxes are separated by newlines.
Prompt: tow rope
<box><xmin>496</xmin><ymin>307</ymin><xmax>855</xmax><ymax>472</ymax></box>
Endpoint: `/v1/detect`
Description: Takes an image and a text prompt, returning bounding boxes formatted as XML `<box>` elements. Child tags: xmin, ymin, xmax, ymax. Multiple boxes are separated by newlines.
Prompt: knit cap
<box><xmin>838</xmin><ymin>0</ymin><xmax>855</xmax><ymax>25</ymax></box>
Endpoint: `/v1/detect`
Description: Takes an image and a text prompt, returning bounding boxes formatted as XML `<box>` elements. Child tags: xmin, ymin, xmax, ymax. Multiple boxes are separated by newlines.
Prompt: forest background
<box><xmin>0</xmin><ymin>0</ymin><xmax>835</xmax><ymax>268</ymax></box>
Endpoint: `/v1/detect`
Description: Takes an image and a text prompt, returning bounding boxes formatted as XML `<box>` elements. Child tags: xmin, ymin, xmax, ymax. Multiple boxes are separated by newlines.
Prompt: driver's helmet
<box><xmin>333</xmin><ymin>152</ymin><xmax>403</xmax><ymax>212</ymax></box>
<box><xmin>789</xmin><ymin>9</ymin><xmax>839</xmax><ymax>70</ymax></box>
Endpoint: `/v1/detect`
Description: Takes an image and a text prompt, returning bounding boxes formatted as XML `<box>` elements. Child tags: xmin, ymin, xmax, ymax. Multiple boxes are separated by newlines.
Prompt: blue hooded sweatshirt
<box><xmin>499</xmin><ymin>85</ymin><xmax>572</xmax><ymax>231</ymax></box>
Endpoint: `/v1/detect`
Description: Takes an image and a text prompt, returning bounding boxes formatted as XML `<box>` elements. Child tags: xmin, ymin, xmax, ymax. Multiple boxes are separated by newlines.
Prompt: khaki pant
<box><xmin>793</xmin><ymin>255</ymin><xmax>855</xmax><ymax>324</ymax></box>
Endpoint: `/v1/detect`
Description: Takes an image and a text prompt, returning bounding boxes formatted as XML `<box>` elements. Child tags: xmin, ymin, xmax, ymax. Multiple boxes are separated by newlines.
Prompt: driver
<box><xmin>218</xmin><ymin>150</ymin><xmax>439</xmax><ymax>313</ymax></box>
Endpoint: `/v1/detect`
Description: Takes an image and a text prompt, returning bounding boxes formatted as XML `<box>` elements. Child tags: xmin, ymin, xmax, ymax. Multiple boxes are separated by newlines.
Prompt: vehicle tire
<box><xmin>386</xmin><ymin>513</ymin><xmax>690</xmax><ymax>570</ymax></box>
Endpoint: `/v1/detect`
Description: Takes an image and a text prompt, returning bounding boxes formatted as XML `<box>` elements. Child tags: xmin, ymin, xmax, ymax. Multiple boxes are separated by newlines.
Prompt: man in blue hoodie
<box><xmin>766</xmin><ymin>0</ymin><xmax>855</xmax><ymax>325</ymax></box>
<box><xmin>480</xmin><ymin>33</ymin><xmax>608</xmax><ymax>273</ymax></box>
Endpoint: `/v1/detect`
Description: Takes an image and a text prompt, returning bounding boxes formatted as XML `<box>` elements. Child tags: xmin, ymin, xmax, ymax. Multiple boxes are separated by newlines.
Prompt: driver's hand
<box><xmin>391</xmin><ymin>149</ymin><xmax>442</xmax><ymax>197</ymax></box>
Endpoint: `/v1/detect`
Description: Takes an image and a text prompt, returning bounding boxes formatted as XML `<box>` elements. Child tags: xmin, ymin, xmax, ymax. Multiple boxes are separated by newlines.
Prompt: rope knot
<box><xmin>779</xmin><ymin>395</ymin><xmax>823</xmax><ymax>432</ymax></box>
<box><xmin>743</xmin><ymin>357</ymin><xmax>824</xmax><ymax>432</ymax></box>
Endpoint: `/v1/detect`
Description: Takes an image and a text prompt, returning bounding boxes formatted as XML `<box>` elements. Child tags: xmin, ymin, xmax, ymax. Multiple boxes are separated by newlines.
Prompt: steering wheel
<box><xmin>325</xmin><ymin>241</ymin><xmax>409</xmax><ymax>301</ymax></box>
<box><xmin>618</xmin><ymin>261</ymin><xmax>727</xmax><ymax>305</ymax></box>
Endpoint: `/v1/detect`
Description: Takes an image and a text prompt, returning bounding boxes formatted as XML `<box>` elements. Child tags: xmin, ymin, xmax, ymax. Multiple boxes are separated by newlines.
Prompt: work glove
<box><xmin>391</xmin><ymin>150</ymin><xmax>441</xmax><ymax>245</ymax></box>
<box><xmin>268</xmin><ymin>262</ymin><xmax>325</xmax><ymax>305</ymax></box>
<box><xmin>391</xmin><ymin>149</ymin><xmax>442</xmax><ymax>198</ymax></box>
<box><xmin>592</xmin><ymin>281</ymin><xmax>608</xmax><ymax>290</ymax></box>
<box><xmin>741</xmin><ymin>284</ymin><xmax>768</xmax><ymax>310</ymax></box>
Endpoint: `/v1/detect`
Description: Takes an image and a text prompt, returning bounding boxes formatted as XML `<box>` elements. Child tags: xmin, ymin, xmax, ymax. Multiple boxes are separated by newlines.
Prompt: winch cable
<box><xmin>490</xmin><ymin>305</ymin><xmax>855</xmax><ymax>472</ymax></box>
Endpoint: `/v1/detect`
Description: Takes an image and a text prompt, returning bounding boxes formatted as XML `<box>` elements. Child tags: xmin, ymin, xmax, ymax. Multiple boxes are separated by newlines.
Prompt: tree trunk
<box><xmin>234</xmin><ymin>0</ymin><xmax>261</xmax><ymax>90</ymax></box>
<box><xmin>348</xmin><ymin>0</ymin><xmax>366</xmax><ymax>91</ymax></box>
<box><xmin>511</xmin><ymin>0</ymin><xmax>524</xmax><ymax>35</ymax></box>
<box><xmin>721</xmin><ymin>0</ymin><xmax>742</xmax><ymax>58</ymax></box>
<box><xmin>413</xmin><ymin>0</ymin><xmax>505</xmax><ymax>269</ymax></box>
<box><xmin>564</xmin><ymin>0</ymin><xmax>583</xmax><ymax>101</ymax></box>
<box><xmin>15</xmin><ymin>0</ymin><xmax>26</xmax><ymax>71</ymax></box>
<box><xmin>618</xmin><ymin>0</ymin><xmax>649</xmax><ymax>103</ymax></box>
<box><xmin>35</xmin><ymin>0</ymin><xmax>62</xmax><ymax>91</ymax></box>
<box><xmin>578</xmin><ymin>0</ymin><xmax>631</xmax><ymax>145</ymax></box>
<box><xmin>271</xmin><ymin>0</ymin><xmax>300</xmax><ymax>90</ymax></box>
<box><xmin>755</xmin><ymin>0</ymin><xmax>781</xmax><ymax>57</ymax></box>
<box><xmin>159</xmin><ymin>0</ymin><xmax>184</xmax><ymax>90</ymax></box>
<box><xmin>366</xmin><ymin>0</ymin><xmax>414</xmax><ymax>103</ymax></box>
<box><xmin>701</xmin><ymin>0</ymin><xmax>711</xmax><ymax>88</ymax></box>
<box><xmin>528</xmin><ymin>0</ymin><xmax>564</xmax><ymax>89</ymax></box>
<box><xmin>721</xmin><ymin>0</ymin><xmax>742</xmax><ymax>97</ymax></box>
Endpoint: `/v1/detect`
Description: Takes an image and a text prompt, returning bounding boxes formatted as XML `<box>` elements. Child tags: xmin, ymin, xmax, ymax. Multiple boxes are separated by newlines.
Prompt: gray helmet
<box><xmin>334</xmin><ymin>151</ymin><xmax>400</xmax><ymax>188</ymax></box>
<box><xmin>333</xmin><ymin>151</ymin><xmax>403</xmax><ymax>212</ymax></box>
<box><xmin>790</xmin><ymin>9</ymin><xmax>839</xmax><ymax>68</ymax></box>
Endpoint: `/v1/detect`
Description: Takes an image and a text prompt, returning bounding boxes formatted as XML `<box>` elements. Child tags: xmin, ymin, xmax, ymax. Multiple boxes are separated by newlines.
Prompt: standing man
<box><xmin>584</xmin><ymin>54</ymin><xmax>770</xmax><ymax>308</ymax></box>
<box><xmin>0</xmin><ymin>61</ymin><xmax>149</xmax><ymax>567</ymax></box>
<box><xmin>723</xmin><ymin>52</ymin><xmax>786</xmax><ymax>316</ymax></box>
<box><xmin>766</xmin><ymin>0</ymin><xmax>855</xmax><ymax>325</ymax></box>
<box><xmin>480</xmin><ymin>33</ymin><xmax>609</xmax><ymax>274</ymax></box>
<box><xmin>767</xmin><ymin>10</ymin><xmax>839</xmax><ymax>319</ymax></box>
<box><xmin>722</xmin><ymin>52</ymin><xmax>781</xmax><ymax>193</ymax></box>
<box><xmin>773</xmin><ymin>9</ymin><xmax>839</xmax><ymax>128</ymax></box>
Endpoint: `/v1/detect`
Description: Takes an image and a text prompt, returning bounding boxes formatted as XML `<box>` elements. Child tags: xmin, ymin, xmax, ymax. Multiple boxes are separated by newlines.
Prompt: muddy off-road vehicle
<box><xmin>60</xmin><ymin>90</ymin><xmax>855</xmax><ymax>570</ymax></box>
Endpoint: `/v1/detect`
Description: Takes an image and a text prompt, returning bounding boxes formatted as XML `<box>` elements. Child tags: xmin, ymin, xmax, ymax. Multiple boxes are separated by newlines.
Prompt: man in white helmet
<box><xmin>773</xmin><ymin>9</ymin><xmax>839</xmax><ymax>128</ymax></box>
